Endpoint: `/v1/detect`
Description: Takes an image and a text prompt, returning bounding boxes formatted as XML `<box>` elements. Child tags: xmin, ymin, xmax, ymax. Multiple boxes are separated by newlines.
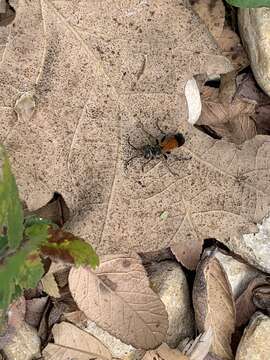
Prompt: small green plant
<box><xmin>0</xmin><ymin>144</ymin><xmax>99</xmax><ymax>328</ymax></box>
<box><xmin>225</xmin><ymin>0</ymin><xmax>270</xmax><ymax>7</ymax></box>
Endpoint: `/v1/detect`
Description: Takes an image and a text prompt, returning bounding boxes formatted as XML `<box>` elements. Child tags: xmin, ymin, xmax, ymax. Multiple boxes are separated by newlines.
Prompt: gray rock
<box><xmin>236</xmin><ymin>312</ymin><xmax>270</xmax><ymax>360</ymax></box>
<box><xmin>238</xmin><ymin>8</ymin><xmax>270</xmax><ymax>96</ymax></box>
<box><xmin>226</xmin><ymin>215</ymin><xmax>270</xmax><ymax>274</ymax></box>
<box><xmin>86</xmin><ymin>321</ymin><xmax>145</xmax><ymax>360</ymax></box>
<box><xmin>215</xmin><ymin>250</ymin><xmax>260</xmax><ymax>299</ymax></box>
<box><xmin>148</xmin><ymin>260</ymin><xmax>194</xmax><ymax>347</ymax></box>
<box><xmin>3</xmin><ymin>322</ymin><xmax>40</xmax><ymax>360</ymax></box>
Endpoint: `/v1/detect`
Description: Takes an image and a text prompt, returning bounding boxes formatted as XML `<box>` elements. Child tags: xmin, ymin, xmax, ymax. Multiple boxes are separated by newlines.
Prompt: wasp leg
<box><xmin>125</xmin><ymin>155</ymin><xmax>141</xmax><ymax>171</ymax></box>
<box><xmin>162</xmin><ymin>155</ymin><xmax>179</xmax><ymax>176</ymax></box>
<box><xmin>170</xmin><ymin>153</ymin><xmax>192</xmax><ymax>161</ymax></box>
<box><xmin>141</xmin><ymin>158</ymin><xmax>152</xmax><ymax>173</ymax></box>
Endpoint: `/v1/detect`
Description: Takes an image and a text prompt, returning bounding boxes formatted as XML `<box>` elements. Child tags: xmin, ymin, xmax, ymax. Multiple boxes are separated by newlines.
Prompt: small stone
<box><xmin>236</xmin><ymin>312</ymin><xmax>270</xmax><ymax>360</ymax></box>
<box><xmin>86</xmin><ymin>321</ymin><xmax>145</xmax><ymax>360</ymax></box>
<box><xmin>226</xmin><ymin>215</ymin><xmax>270</xmax><ymax>274</ymax></box>
<box><xmin>3</xmin><ymin>322</ymin><xmax>40</xmax><ymax>360</ymax></box>
<box><xmin>214</xmin><ymin>249</ymin><xmax>259</xmax><ymax>299</ymax></box>
<box><xmin>148</xmin><ymin>260</ymin><xmax>194</xmax><ymax>347</ymax></box>
<box><xmin>238</xmin><ymin>8</ymin><xmax>270</xmax><ymax>96</ymax></box>
<box><xmin>14</xmin><ymin>92</ymin><xmax>36</xmax><ymax>122</ymax></box>
<box><xmin>185</xmin><ymin>78</ymin><xmax>202</xmax><ymax>125</ymax></box>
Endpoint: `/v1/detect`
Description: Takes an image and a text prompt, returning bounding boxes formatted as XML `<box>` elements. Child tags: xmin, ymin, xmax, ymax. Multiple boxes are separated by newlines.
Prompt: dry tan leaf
<box><xmin>142</xmin><ymin>343</ymin><xmax>189</xmax><ymax>360</ymax></box>
<box><xmin>190</xmin><ymin>1</ymin><xmax>248</xmax><ymax>71</ymax></box>
<box><xmin>43</xmin><ymin>344</ymin><xmax>98</xmax><ymax>360</ymax></box>
<box><xmin>186</xmin><ymin>328</ymin><xmax>213</xmax><ymax>360</ymax></box>
<box><xmin>253</xmin><ymin>285</ymin><xmax>270</xmax><ymax>313</ymax></box>
<box><xmin>235</xmin><ymin>72</ymin><xmax>270</xmax><ymax>135</ymax></box>
<box><xmin>41</xmin><ymin>272</ymin><xmax>61</xmax><ymax>298</ymax></box>
<box><xmin>25</xmin><ymin>195</ymin><xmax>69</xmax><ymax>227</ymax></box>
<box><xmin>217</xmin><ymin>26</ymin><xmax>249</xmax><ymax>71</ymax></box>
<box><xmin>43</xmin><ymin>322</ymin><xmax>111</xmax><ymax>360</ymax></box>
<box><xmin>0</xmin><ymin>0</ymin><xmax>15</xmax><ymax>27</ymax></box>
<box><xmin>61</xmin><ymin>310</ymin><xmax>88</xmax><ymax>327</ymax></box>
<box><xmin>69</xmin><ymin>254</ymin><xmax>168</xmax><ymax>349</ymax></box>
<box><xmin>198</xmin><ymin>72</ymin><xmax>257</xmax><ymax>145</ymax></box>
<box><xmin>235</xmin><ymin>275</ymin><xmax>270</xmax><ymax>328</ymax></box>
<box><xmin>193</xmin><ymin>251</ymin><xmax>235</xmax><ymax>360</ymax></box>
<box><xmin>191</xmin><ymin>0</ymin><xmax>225</xmax><ymax>40</ymax></box>
<box><xmin>10</xmin><ymin>1</ymin><xmax>270</xmax><ymax>273</ymax></box>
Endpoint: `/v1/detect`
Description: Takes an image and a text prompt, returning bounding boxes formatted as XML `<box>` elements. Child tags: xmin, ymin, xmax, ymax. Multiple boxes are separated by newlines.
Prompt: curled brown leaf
<box><xmin>235</xmin><ymin>275</ymin><xmax>270</xmax><ymax>328</ymax></box>
<box><xmin>193</xmin><ymin>250</ymin><xmax>235</xmax><ymax>360</ymax></box>
<box><xmin>69</xmin><ymin>254</ymin><xmax>168</xmax><ymax>350</ymax></box>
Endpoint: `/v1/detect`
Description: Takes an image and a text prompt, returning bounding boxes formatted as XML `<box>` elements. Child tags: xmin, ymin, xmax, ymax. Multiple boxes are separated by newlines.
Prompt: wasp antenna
<box><xmin>156</xmin><ymin>120</ymin><xmax>166</xmax><ymax>135</ymax></box>
<box><xmin>139</xmin><ymin>122</ymin><xmax>156</xmax><ymax>141</ymax></box>
<box><xmin>127</xmin><ymin>136</ymin><xmax>140</xmax><ymax>150</ymax></box>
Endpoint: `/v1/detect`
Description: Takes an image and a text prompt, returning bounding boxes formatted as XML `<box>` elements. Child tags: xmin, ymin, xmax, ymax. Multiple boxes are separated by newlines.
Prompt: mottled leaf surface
<box><xmin>43</xmin><ymin>322</ymin><xmax>111</xmax><ymax>360</ymax></box>
<box><xmin>41</xmin><ymin>228</ymin><xmax>99</xmax><ymax>268</ymax></box>
<box><xmin>2</xmin><ymin>1</ymin><xmax>270</xmax><ymax>270</ymax></box>
<box><xmin>69</xmin><ymin>254</ymin><xmax>168</xmax><ymax>349</ymax></box>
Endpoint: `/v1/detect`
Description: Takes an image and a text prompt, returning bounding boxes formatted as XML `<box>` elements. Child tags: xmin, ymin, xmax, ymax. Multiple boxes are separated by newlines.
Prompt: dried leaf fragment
<box><xmin>236</xmin><ymin>275</ymin><xmax>270</xmax><ymax>327</ymax></box>
<box><xmin>69</xmin><ymin>254</ymin><xmax>168</xmax><ymax>349</ymax></box>
<box><xmin>42</xmin><ymin>322</ymin><xmax>111</xmax><ymax>360</ymax></box>
<box><xmin>193</xmin><ymin>250</ymin><xmax>235</xmax><ymax>360</ymax></box>
<box><xmin>198</xmin><ymin>73</ymin><xmax>256</xmax><ymax>144</ymax></box>
<box><xmin>25</xmin><ymin>296</ymin><xmax>48</xmax><ymax>328</ymax></box>
<box><xmin>191</xmin><ymin>0</ymin><xmax>225</xmax><ymax>40</ymax></box>
<box><xmin>142</xmin><ymin>343</ymin><xmax>189</xmax><ymax>360</ymax></box>
<box><xmin>41</xmin><ymin>272</ymin><xmax>61</xmax><ymax>298</ymax></box>
<box><xmin>186</xmin><ymin>328</ymin><xmax>213</xmax><ymax>360</ymax></box>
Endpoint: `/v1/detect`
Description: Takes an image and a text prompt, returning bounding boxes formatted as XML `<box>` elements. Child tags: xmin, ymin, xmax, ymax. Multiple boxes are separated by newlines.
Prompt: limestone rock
<box><xmin>236</xmin><ymin>312</ymin><xmax>270</xmax><ymax>360</ymax></box>
<box><xmin>3</xmin><ymin>322</ymin><xmax>40</xmax><ymax>360</ymax></box>
<box><xmin>86</xmin><ymin>321</ymin><xmax>145</xmax><ymax>360</ymax></box>
<box><xmin>238</xmin><ymin>8</ymin><xmax>270</xmax><ymax>96</ymax></box>
<box><xmin>148</xmin><ymin>260</ymin><xmax>194</xmax><ymax>347</ymax></box>
<box><xmin>226</xmin><ymin>215</ymin><xmax>270</xmax><ymax>274</ymax></box>
<box><xmin>214</xmin><ymin>249</ymin><xmax>259</xmax><ymax>299</ymax></box>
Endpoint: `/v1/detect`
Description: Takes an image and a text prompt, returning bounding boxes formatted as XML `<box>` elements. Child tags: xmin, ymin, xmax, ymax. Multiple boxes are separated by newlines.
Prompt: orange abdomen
<box><xmin>160</xmin><ymin>133</ymin><xmax>185</xmax><ymax>151</ymax></box>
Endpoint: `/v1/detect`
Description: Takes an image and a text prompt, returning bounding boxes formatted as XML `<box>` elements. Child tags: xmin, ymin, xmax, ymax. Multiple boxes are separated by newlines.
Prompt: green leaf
<box><xmin>0</xmin><ymin>224</ymin><xmax>49</xmax><ymax>311</ymax></box>
<box><xmin>24</xmin><ymin>223</ymin><xmax>51</xmax><ymax>245</ymax></box>
<box><xmin>225</xmin><ymin>0</ymin><xmax>270</xmax><ymax>7</ymax></box>
<box><xmin>0</xmin><ymin>247</ymin><xmax>27</xmax><ymax>310</ymax></box>
<box><xmin>17</xmin><ymin>253</ymin><xmax>44</xmax><ymax>290</ymax></box>
<box><xmin>24</xmin><ymin>215</ymin><xmax>56</xmax><ymax>228</ymax></box>
<box><xmin>0</xmin><ymin>235</ymin><xmax>8</xmax><ymax>256</ymax></box>
<box><xmin>0</xmin><ymin>145</ymin><xmax>23</xmax><ymax>249</ymax></box>
<box><xmin>40</xmin><ymin>228</ymin><xmax>99</xmax><ymax>268</ymax></box>
<box><xmin>61</xmin><ymin>239</ymin><xmax>99</xmax><ymax>268</ymax></box>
